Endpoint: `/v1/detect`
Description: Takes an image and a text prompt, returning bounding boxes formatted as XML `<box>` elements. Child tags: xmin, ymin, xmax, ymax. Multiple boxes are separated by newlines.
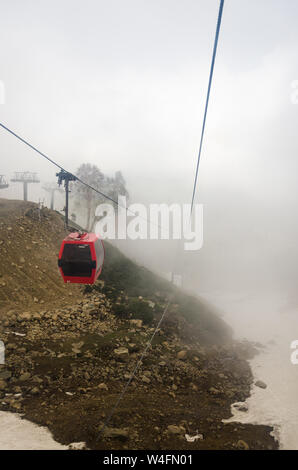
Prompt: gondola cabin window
<box><xmin>60</xmin><ymin>243</ymin><xmax>92</xmax><ymax>277</ymax></box>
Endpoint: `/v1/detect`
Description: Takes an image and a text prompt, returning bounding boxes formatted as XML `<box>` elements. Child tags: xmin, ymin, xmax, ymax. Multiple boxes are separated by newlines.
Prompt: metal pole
<box><xmin>65</xmin><ymin>179</ymin><xmax>69</xmax><ymax>227</ymax></box>
<box><xmin>56</xmin><ymin>170</ymin><xmax>76</xmax><ymax>229</ymax></box>
<box><xmin>50</xmin><ymin>189</ymin><xmax>54</xmax><ymax>210</ymax></box>
<box><xmin>23</xmin><ymin>182</ymin><xmax>28</xmax><ymax>201</ymax></box>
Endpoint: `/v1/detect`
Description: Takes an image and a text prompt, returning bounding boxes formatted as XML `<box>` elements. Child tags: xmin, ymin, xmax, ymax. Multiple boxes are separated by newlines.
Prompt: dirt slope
<box><xmin>0</xmin><ymin>198</ymin><xmax>81</xmax><ymax>310</ymax></box>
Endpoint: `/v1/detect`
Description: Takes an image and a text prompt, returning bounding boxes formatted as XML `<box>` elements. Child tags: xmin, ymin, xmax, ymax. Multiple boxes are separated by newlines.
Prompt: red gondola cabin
<box><xmin>58</xmin><ymin>232</ymin><xmax>104</xmax><ymax>284</ymax></box>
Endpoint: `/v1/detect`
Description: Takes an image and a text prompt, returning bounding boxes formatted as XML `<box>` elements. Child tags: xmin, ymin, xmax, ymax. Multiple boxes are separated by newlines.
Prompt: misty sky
<box><xmin>0</xmin><ymin>0</ymin><xmax>298</xmax><ymax>295</ymax></box>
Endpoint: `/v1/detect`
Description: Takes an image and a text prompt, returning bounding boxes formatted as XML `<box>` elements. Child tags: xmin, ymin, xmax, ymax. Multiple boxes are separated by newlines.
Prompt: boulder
<box><xmin>98</xmin><ymin>383</ymin><xmax>108</xmax><ymax>391</ymax></box>
<box><xmin>102</xmin><ymin>427</ymin><xmax>129</xmax><ymax>440</ymax></box>
<box><xmin>72</xmin><ymin>341</ymin><xmax>84</xmax><ymax>354</ymax></box>
<box><xmin>19</xmin><ymin>372</ymin><xmax>31</xmax><ymax>382</ymax></box>
<box><xmin>129</xmin><ymin>319</ymin><xmax>143</xmax><ymax>328</ymax></box>
<box><xmin>68</xmin><ymin>442</ymin><xmax>87</xmax><ymax>450</ymax></box>
<box><xmin>177</xmin><ymin>350</ymin><xmax>188</xmax><ymax>360</ymax></box>
<box><xmin>114</xmin><ymin>347</ymin><xmax>129</xmax><ymax>361</ymax></box>
<box><xmin>209</xmin><ymin>387</ymin><xmax>220</xmax><ymax>395</ymax></box>
<box><xmin>255</xmin><ymin>380</ymin><xmax>267</xmax><ymax>389</ymax></box>
<box><xmin>19</xmin><ymin>312</ymin><xmax>32</xmax><ymax>321</ymax></box>
<box><xmin>236</xmin><ymin>440</ymin><xmax>249</xmax><ymax>450</ymax></box>
<box><xmin>167</xmin><ymin>425</ymin><xmax>185</xmax><ymax>435</ymax></box>
<box><xmin>234</xmin><ymin>403</ymin><xmax>248</xmax><ymax>412</ymax></box>
<box><xmin>141</xmin><ymin>376</ymin><xmax>151</xmax><ymax>384</ymax></box>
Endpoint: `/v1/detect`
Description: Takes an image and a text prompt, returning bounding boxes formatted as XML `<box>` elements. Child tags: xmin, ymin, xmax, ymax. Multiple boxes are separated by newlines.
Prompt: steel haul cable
<box><xmin>0</xmin><ymin>0</ymin><xmax>225</xmax><ymax>441</ymax></box>
<box><xmin>0</xmin><ymin>122</ymin><xmax>164</xmax><ymax>231</ymax></box>
<box><xmin>97</xmin><ymin>0</ymin><xmax>225</xmax><ymax>439</ymax></box>
<box><xmin>190</xmin><ymin>0</ymin><xmax>225</xmax><ymax>213</ymax></box>
<box><xmin>0</xmin><ymin>122</ymin><xmax>120</xmax><ymax>205</ymax></box>
<box><xmin>97</xmin><ymin>300</ymin><xmax>171</xmax><ymax>438</ymax></box>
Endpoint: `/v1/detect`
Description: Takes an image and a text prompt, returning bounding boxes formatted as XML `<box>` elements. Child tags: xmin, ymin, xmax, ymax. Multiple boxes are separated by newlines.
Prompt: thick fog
<box><xmin>1</xmin><ymin>0</ymin><xmax>298</xmax><ymax>448</ymax></box>
<box><xmin>1</xmin><ymin>0</ymin><xmax>298</xmax><ymax>307</ymax></box>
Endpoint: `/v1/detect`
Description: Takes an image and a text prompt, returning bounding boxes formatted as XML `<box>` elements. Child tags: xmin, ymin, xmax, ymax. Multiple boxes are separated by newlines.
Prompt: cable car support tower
<box><xmin>56</xmin><ymin>170</ymin><xmax>77</xmax><ymax>228</ymax></box>
<box><xmin>0</xmin><ymin>175</ymin><xmax>9</xmax><ymax>190</ymax></box>
<box><xmin>11</xmin><ymin>171</ymin><xmax>40</xmax><ymax>201</ymax></box>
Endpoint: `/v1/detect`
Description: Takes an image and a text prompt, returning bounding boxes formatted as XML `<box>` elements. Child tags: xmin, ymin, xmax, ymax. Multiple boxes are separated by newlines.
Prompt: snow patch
<box><xmin>0</xmin><ymin>411</ymin><xmax>67</xmax><ymax>450</ymax></box>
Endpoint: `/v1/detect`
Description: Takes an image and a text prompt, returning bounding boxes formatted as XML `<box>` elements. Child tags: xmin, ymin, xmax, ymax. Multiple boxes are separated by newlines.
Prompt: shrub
<box><xmin>128</xmin><ymin>299</ymin><xmax>154</xmax><ymax>324</ymax></box>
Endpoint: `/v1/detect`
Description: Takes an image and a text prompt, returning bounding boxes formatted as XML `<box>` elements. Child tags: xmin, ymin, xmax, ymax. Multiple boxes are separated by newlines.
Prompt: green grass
<box><xmin>99</xmin><ymin>242</ymin><xmax>172</xmax><ymax>299</ymax></box>
<box><xmin>85</xmin><ymin>242</ymin><xmax>232</xmax><ymax>345</ymax></box>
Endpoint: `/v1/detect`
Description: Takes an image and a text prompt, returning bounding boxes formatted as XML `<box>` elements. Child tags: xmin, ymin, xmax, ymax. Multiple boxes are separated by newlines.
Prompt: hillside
<box><xmin>0</xmin><ymin>199</ymin><xmax>82</xmax><ymax>309</ymax></box>
<box><xmin>0</xmin><ymin>199</ymin><xmax>278</xmax><ymax>450</ymax></box>
<box><xmin>0</xmin><ymin>198</ymin><xmax>231</xmax><ymax>345</ymax></box>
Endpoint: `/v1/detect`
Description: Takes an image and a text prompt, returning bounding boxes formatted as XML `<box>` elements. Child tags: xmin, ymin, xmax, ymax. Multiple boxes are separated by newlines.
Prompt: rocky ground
<box><xmin>0</xmin><ymin>198</ymin><xmax>278</xmax><ymax>450</ymax></box>
<box><xmin>0</xmin><ymin>289</ymin><xmax>278</xmax><ymax>450</ymax></box>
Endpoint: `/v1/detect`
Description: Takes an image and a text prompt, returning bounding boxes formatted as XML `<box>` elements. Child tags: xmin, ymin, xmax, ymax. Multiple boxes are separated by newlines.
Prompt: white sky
<box><xmin>0</xmin><ymin>0</ymin><xmax>297</xmax><ymax>201</ymax></box>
